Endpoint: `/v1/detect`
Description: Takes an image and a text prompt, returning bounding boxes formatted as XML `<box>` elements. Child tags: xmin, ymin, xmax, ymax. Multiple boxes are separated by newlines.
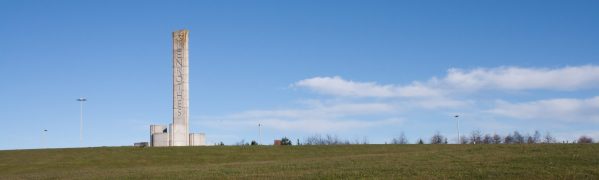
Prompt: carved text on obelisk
<box><xmin>172</xmin><ymin>30</ymin><xmax>189</xmax><ymax>146</ymax></box>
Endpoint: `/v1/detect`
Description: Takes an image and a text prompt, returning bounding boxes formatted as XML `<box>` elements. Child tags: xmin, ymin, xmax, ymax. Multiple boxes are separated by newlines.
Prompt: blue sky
<box><xmin>1</xmin><ymin>0</ymin><xmax>598</xmax><ymax>149</ymax></box>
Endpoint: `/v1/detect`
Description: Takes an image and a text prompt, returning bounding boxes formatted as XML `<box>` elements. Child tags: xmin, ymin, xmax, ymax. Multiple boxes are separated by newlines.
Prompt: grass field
<box><xmin>1</xmin><ymin>144</ymin><xmax>598</xmax><ymax>179</ymax></box>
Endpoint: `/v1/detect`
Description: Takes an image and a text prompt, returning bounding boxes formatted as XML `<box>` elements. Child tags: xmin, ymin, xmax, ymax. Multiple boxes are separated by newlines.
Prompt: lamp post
<box><xmin>455</xmin><ymin>115</ymin><xmax>460</xmax><ymax>144</ymax></box>
<box><xmin>258</xmin><ymin>123</ymin><xmax>262</xmax><ymax>145</ymax></box>
<box><xmin>42</xmin><ymin>129</ymin><xmax>47</xmax><ymax>148</ymax></box>
<box><xmin>77</xmin><ymin>97</ymin><xmax>87</xmax><ymax>146</ymax></box>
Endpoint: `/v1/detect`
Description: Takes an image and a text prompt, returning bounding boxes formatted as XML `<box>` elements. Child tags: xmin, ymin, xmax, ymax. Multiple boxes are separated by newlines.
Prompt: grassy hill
<box><xmin>1</xmin><ymin>144</ymin><xmax>598</xmax><ymax>179</ymax></box>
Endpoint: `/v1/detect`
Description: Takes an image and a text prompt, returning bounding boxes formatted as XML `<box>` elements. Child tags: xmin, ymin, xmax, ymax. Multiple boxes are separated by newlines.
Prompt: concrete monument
<box><xmin>148</xmin><ymin>30</ymin><xmax>206</xmax><ymax>147</ymax></box>
<box><xmin>171</xmin><ymin>29</ymin><xmax>190</xmax><ymax>146</ymax></box>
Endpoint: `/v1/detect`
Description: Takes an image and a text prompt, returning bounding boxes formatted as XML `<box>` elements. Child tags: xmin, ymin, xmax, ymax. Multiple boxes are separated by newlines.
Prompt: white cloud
<box><xmin>441</xmin><ymin>65</ymin><xmax>599</xmax><ymax>91</ymax></box>
<box><xmin>488</xmin><ymin>96</ymin><xmax>599</xmax><ymax>123</ymax></box>
<box><xmin>293</xmin><ymin>65</ymin><xmax>599</xmax><ymax>98</ymax></box>
<box><xmin>292</xmin><ymin>76</ymin><xmax>441</xmax><ymax>98</ymax></box>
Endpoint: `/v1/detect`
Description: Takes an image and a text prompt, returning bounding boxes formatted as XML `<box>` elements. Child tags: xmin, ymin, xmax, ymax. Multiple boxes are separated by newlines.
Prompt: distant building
<box><xmin>189</xmin><ymin>133</ymin><xmax>206</xmax><ymax>146</ymax></box>
<box><xmin>134</xmin><ymin>142</ymin><xmax>148</xmax><ymax>147</ymax></box>
<box><xmin>150</xmin><ymin>124</ymin><xmax>205</xmax><ymax>147</ymax></box>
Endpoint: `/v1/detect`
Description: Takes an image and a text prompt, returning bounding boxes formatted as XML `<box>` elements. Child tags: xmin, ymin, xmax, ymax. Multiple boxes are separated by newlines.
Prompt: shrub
<box><xmin>578</xmin><ymin>136</ymin><xmax>594</xmax><ymax>144</ymax></box>
<box><xmin>281</xmin><ymin>137</ymin><xmax>292</xmax><ymax>145</ymax></box>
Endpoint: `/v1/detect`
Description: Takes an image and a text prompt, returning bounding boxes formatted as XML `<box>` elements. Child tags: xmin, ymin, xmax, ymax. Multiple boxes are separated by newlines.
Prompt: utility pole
<box><xmin>42</xmin><ymin>129</ymin><xmax>47</xmax><ymax>148</ymax></box>
<box><xmin>77</xmin><ymin>97</ymin><xmax>87</xmax><ymax>146</ymax></box>
<box><xmin>455</xmin><ymin>115</ymin><xmax>460</xmax><ymax>144</ymax></box>
<box><xmin>258</xmin><ymin>123</ymin><xmax>262</xmax><ymax>145</ymax></box>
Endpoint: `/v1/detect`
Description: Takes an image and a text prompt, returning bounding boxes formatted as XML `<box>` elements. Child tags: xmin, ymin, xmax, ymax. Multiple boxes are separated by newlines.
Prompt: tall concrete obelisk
<box><xmin>171</xmin><ymin>29</ymin><xmax>189</xmax><ymax>146</ymax></box>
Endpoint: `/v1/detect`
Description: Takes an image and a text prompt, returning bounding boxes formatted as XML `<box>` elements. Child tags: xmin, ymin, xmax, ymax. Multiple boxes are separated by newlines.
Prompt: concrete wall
<box><xmin>150</xmin><ymin>125</ymin><xmax>167</xmax><ymax>134</ymax></box>
<box><xmin>189</xmin><ymin>133</ymin><xmax>206</xmax><ymax>146</ymax></box>
<box><xmin>152</xmin><ymin>133</ymin><xmax>170</xmax><ymax>147</ymax></box>
<box><xmin>150</xmin><ymin>125</ymin><xmax>167</xmax><ymax>146</ymax></box>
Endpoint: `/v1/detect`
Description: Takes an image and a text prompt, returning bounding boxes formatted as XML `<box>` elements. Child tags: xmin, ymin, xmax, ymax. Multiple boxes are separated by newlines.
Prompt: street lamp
<box><xmin>258</xmin><ymin>123</ymin><xmax>262</xmax><ymax>145</ymax></box>
<box><xmin>454</xmin><ymin>115</ymin><xmax>460</xmax><ymax>144</ymax></box>
<box><xmin>42</xmin><ymin>129</ymin><xmax>48</xmax><ymax>148</ymax></box>
<box><xmin>77</xmin><ymin>97</ymin><xmax>87</xmax><ymax>146</ymax></box>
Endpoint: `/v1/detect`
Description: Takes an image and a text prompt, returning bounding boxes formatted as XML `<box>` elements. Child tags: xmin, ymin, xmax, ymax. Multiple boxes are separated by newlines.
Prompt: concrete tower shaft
<box><xmin>171</xmin><ymin>29</ymin><xmax>189</xmax><ymax>146</ymax></box>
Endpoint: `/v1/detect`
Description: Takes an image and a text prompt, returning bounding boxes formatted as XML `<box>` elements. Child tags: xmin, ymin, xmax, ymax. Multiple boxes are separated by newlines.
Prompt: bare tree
<box><xmin>235</xmin><ymin>139</ymin><xmax>248</xmax><ymax>146</ymax></box>
<box><xmin>504</xmin><ymin>133</ymin><xmax>514</xmax><ymax>144</ymax></box>
<box><xmin>460</xmin><ymin>135</ymin><xmax>469</xmax><ymax>144</ymax></box>
<box><xmin>470</xmin><ymin>130</ymin><xmax>482</xmax><ymax>144</ymax></box>
<box><xmin>543</xmin><ymin>132</ymin><xmax>556</xmax><ymax>143</ymax></box>
<box><xmin>492</xmin><ymin>134</ymin><xmax>502</xmax><ymax>144</ymax></box>
<box><xmin>513</xmin><ymin>131</ymin><xmax>524</xmax><ymax>144</ymax></box>
<box><xmin>304</xmin><ymin>134</ymin><xmax>322</xmax><ymax>145</ymax></box>
<box><xmin>399</xmin><ymin>132</ymin><xmax>409</xmax><ymax>144</ymax></box>
<box><xmin>353</xmin><ymin>137</ymin><xmax>361</xmax><ymax>145</ymax></box>
<box><xmin>325</xmin><ymin>134</ymin><xmax>339</xmax><ymax>145</ymax></box>
<box><xmin>526</xmin><ymin>133</ymin><xmax>535</xmax><ymax>144</ymax></box>
<box><xmin>578</xmin><ymin>135</ymin><xmax>594</xmax><ymax>144</ymax></box>
<box><xmin>482</xmin><ymin>134</ymin><xmax>493</xmax><ymax>144</ymax></box>
<box><xmin>304</xmin><ymin>134</ymin><xmax>352</xmax><ymax>145</ymax></box>
<box><xmin>392</xmin><ymin>132</ymin><xmax>409</xmax><ymax>144</ymax></box>
<box><xmin>430</xmin><ymin>131</ymin><xmax>445</xmax><ymax>144</ymax></box>
<box><xmin>362</xmin><ymin>136</ymin><xmax>369</xmax><ymax>144</ymax></box>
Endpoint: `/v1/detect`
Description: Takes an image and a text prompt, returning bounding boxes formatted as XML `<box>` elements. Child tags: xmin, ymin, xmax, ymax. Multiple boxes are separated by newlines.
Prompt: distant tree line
<box><xmin>227</xmin><ymin>131</ymin><xmax>595</xmax><ymax>146</ymax></box>
<box><xmin>303</xmin><ymin>134</ymin><xmax>369</xmax><ymax>145</ymax></box>
<box><xmin>389</xmin><ymin>130</ymin><xmax>595</xmax><ymax>145</ymax></box>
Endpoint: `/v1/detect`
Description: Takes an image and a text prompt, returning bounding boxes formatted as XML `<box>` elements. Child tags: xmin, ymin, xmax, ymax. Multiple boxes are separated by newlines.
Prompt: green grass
<box><xmin>1</xmin><ymin>144</ymin><xmax>598</xmax><ymax>179</ymax></box>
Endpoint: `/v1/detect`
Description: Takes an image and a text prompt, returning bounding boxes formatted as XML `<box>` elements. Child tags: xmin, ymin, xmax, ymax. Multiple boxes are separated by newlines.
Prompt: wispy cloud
<box><xmin>293</xmin><ymin>76</ymin><xmax>442</xmax><ymax>98</ymax></box>
<box><xmin>488</xmin><ymin>96</ymin><xmax>599</xmax><ymax>123</ymax></box>
<box><xmin>294</xmin><ymin>66</ymin><xmax>599</xmax><ymax>98</ymax></box>
<box><xmin>291</xmin><ymin>76</ymin><xmax>461</xmax><ymax>109</ymax></box>
<box><xmin>439</xmin><ymin>65</ymin><xmax>599</xmax><ymax>91</ymax></box>
<box><xmin>194</xmin><ymin>101</ymin><xmax>403</xmax><ymax>133</ymax></box>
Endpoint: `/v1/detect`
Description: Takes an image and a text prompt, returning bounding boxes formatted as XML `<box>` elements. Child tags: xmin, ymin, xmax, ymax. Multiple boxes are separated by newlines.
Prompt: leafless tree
<box><xmin>504</xmin><ymin>133</ymin><xmax>514</xmax><ymax>144</ymax></box>
<box><xmin>543</xmin><ymin>132</ymin><xmax>556</xmax><ymax>143</ymax></box>
<box><xmin>460</xmin><ymin>135</ymin><xmax>469</xmax><ymax>144</ymax></box>
<box><xmin>578</xmin><ymin>135</ymin><xmax>594</xmax><ymax>144</ymax></box>
<box><xmin>482</xmin><ymin>134</ymin><xmax>493</xmax><ymax>144</ymax></box>
<box><xmin>303</xmin><ymin>134</ymin><xmax>322</xmax><ymax>145</ymax></box>
<box><xmin>526</xmin><ymin>136</ymin><xmax>535</xmax><ymax>144</ymax></box>
<box><xmin>353</xmin><ymin>137</ymin><xmax>361</xmax><ymax>144</ymax></box>
<box><xmin>325</xmin><ymin>134</ymin><xmax>338</xmax><ymax>145</ymax></box>
<box><xmin>362</xmin><ymin>136</ymin><xmax>369</xmax><ymax>144</ymax></box>
<box><xmin>513</xmin><ymin>131</ymin><xmax>524</xmax><ymax>144</ymax></box>
<box><xmin>492</xmin><ymin>134</ymin><xmax>502</xmax><ymax>144</ymax></box>
<box><xmin>235</xmin><ymin>139</ymin><xmax>248</xmax><ymax>146</ymax></box>
<box><xmin>430</xmin><ymin>131</ymin><xmax>445</xmax><ymax>144</ymax></box>
<box><xmin>392</xmin><ymin>132</ymin><xmax>409</xmax><ymax>144</ymax></box>
<box><xmin>470</xmin><ymin>130</ymin><xmax>482</xmax><ymax>144</ymax></box>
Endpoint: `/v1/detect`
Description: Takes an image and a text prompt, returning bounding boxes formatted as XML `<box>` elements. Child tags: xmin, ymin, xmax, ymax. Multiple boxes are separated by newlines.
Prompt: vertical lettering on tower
<box><xmin>172</xmin><ymin>30</ymin><xmax>189</xmax><ymax>146</ymax></box>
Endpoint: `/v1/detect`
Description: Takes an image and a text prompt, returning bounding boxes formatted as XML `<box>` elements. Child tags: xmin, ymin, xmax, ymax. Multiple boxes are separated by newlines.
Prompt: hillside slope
<box><xmin>1</xmin><ymin>144</ymin><xmax>598</xmax><ymax>179</ymax></box>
